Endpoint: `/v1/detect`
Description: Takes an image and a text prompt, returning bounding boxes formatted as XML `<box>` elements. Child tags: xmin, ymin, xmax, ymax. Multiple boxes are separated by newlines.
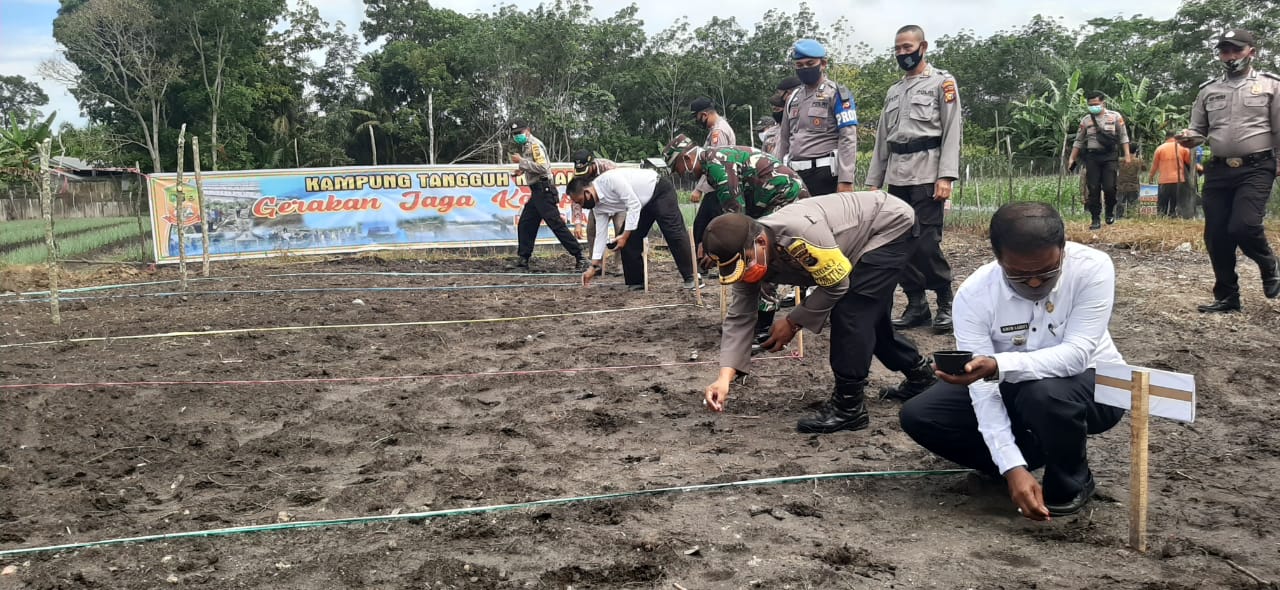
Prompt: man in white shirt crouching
<box><xmin>899</xmin><ymin>202</ymin><xmax>1124</xmax><ymax>521</ymax></box>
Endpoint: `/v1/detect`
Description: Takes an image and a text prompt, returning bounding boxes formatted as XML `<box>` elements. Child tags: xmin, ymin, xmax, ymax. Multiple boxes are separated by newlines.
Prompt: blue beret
<box><xmin>791</xmin><ymin>39</ymin><xmax>826</xmax><ymax>60</ymax></box>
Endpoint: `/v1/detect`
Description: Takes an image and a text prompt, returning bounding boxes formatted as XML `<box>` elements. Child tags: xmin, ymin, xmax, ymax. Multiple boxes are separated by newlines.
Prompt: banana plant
<box><xmin>0</xmin><ymin>111</ymin><xmax>56</xmax><ymax>184</ymax></box>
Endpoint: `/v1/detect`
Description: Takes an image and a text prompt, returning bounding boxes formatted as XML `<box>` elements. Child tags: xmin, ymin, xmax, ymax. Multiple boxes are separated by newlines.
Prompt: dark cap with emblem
<box><xmin>776</xmin><ymin>76</ymin><xmax>803</xmax><ymax>92</ymax></box>
<box><xmin>1217</xmin><ymin>29</ymin><xmax>1256</xmax><ymax>48</ymax></box>
<box><xmin>571</xmin><ymin>149</ymin><xmax>594</xmax><ymax>175</ymax></box>
<box><xmin>508</xmin><ymin>119</ymin><xmax>529</xmax><ymax>133</ymax></box>
<box><xmin>689</xmin><ymin>97</ymin><xmax>715</xmax><ymax>115</ymax></box>
<box><xmin>703</xmin><ymin>214</ymin><xmax>763</xmax><ymax>284</ymax></box>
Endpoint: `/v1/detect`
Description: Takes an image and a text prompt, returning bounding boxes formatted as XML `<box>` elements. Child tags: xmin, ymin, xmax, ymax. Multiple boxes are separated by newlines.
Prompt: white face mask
<box><xmin>757</xmin><ymin>131</ymin><xmax>769</xmax><ymax>142</ymax></box>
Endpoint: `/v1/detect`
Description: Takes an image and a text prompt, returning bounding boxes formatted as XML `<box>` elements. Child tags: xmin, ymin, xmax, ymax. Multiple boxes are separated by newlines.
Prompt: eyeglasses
<box><xmin>1003</xmin><ymin>262</ymin><xmax>1061</xmax><ymax>285</ymax></box>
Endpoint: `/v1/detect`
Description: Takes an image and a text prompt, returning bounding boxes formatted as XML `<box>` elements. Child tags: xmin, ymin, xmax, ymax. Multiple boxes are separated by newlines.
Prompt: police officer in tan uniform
<box><xmin>1068</xmin><ymin>92</ymin><xmax>1133</xmax><ymax>229</ymax></box>
<box><xmin>1177</xmin><ymin>29</ymin><xmax>1280</xmax><ymax>313</ymax></box>
<box><xmin>776</xmin><ymin>39</ymin><xmax>858</xmax><ymax>195</ymax></box>
<box><xmin>699</xmin><ymin>192</ymin><xmax>936</xmax><ymax>434</ymax></box>
<box><xmin>866</xmin><ymin>25</ymin><xmax>962</xmax><ymax>337</ymax></box>
<box><xmin>509</xmin><ymin>120</ymin><xmax>587</xmax><ymax>271</ymax></box>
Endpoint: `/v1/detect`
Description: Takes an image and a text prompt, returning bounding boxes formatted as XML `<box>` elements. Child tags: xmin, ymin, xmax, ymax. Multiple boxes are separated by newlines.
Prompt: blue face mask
<box><xmin>513</xmin><ymin>133</ymin><xmax>528</xmax><ymax>145</ymax></box>
<box><xmin>1087</xmin><ymin>105</ymin><xmax>1103</xmax><ymax>115</ymax></box>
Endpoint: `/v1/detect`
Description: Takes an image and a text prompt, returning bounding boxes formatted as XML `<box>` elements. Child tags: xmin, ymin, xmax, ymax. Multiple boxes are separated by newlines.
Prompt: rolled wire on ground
<box><xmin>1</xmin><ymin>283</ymin><xmax>582</xmax><ymax>304</ymax></box>
<box><xmin>0</xmin><ymin>304</ymin><xmax>700</xmax><ymax>349</ymax></box>
<box><xmin>0</xmin><ymin>468</ymin><xmax>970</xmax><ymax>558</ymax></box>
<box><xmin>0</xmin><ymin>271</ymin><xmax>582</xmax><ymax>299</ymax></box>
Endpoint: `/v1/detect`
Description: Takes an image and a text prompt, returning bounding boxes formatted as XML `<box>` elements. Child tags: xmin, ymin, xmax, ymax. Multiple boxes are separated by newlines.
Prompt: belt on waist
<box><xmin>888</xmin><ymin>136</ymin><xmax>942</xmax><ymax>155</ymax></box>
<box><xmin>1208</xmin><ymin>150</ymin><xmax>1274</xmax><ymax>169</ymax></box>
<box><xmin>790</xmin><ymin>155</ymin><xmax>834</xmax><ymax>171</ymax></box>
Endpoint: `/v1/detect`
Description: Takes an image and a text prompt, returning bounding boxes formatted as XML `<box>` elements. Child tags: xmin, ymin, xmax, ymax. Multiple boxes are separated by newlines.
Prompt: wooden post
<box><xmin>192</xmin><ymin>136</ymin><xmax>211</xmax><ymax>277</ymax></box>
<box><xmin>175</xmin><ymin>124</ymin><xmax>189</xmax><ymax>291</ymax></box>
<box><xmin>720</xmin><ymin>284</ymin><xmax>728</xmax><ymax>321</ymax></box>
<box><xmin>1129</xmin><ymin>370</ymin><xmax>1151</xmax><ymax>553</ymax></box>
<box><xmin>689</xmin><ymin>228</ymin><xmax>703</xmax><ymax>306</ymax></box>
<box><xmin>642</xmin><ymin>237</ymin><xmax>650</xmax><ymax>292</ymax></box>
<box><xmin>795</xmin><ymin>286</ymin><xmax>804</xmax><ymax>358</ymax></box>
<box><xmin>38</xmin><ymin>139</ymin><xmax>60</xmax><ymax>326</ymax></box>
<box><xmin>134</xmin><ymin>161</ymin><xmax>148</xmax><ymax>263</ymax></box>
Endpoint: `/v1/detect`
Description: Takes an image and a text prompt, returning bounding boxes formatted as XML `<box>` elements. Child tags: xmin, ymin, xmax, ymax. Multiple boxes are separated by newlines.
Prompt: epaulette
<box><xmin>1262</xmin><ymin>71</ymin><xmax>1280</xmax><ymax>82</ymax></box>
<box><xmin>1199</xmin><ymin>77</ymin><xmax>1217</xmax><ymax>89</ymax></box>
<box><xmin>834</xmin><ymin>83</ymin><xmax>853</xmax><ymax>101</ymax></box>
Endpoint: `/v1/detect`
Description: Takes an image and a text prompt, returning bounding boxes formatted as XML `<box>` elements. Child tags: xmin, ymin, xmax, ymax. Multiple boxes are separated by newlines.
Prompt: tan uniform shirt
<box><xmin>517</xmin><ymin>134</ymin><xmax>552</xmax><ymax>184</ymax></box>
<box><xmin>761</xmin><ymin>125</ymin><xmax>780</xmax><ymax>155</ymax></box>
<box><xmin>720</xmin><ymin>191</ymin><xmax>914</xmax><ymax>374</ymax></box>
<box><xmin>866</xmin><ymin>65</ymin><xmax>963</xmax><ymax>187</ymax></box>
<box><xmin>1186</xmin><ymin>69</ymin><xmax>1280</xmax><ymax>158</ymax></box>
<box><xmin>776</xmin><ymin>77</ymin><xmax>859</xmax><ymax>184</ymax></box>
<box><xmin>1073</xmin><ymin>109</ymin><xmax>1130</xmax><ymax>153</ymax></box>
<box><xmin>696</xmin><ymin>117</ymin><xmax>737</xmax><ymax>194</ymax></box>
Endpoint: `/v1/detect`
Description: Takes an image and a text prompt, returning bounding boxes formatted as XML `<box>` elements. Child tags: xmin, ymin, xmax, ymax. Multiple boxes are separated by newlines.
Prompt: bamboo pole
<box><xmin>795</xmin><ymin>286</ymin><xmax>803</xmax><ymax>358</ymax></box>
<box><xmin>192</xmin><ymin>136</ymin><xmax>211</xmax><ymax>277</ymax></box>
<box><xmin>642</xmin><ymin>237</ymin><xmax>650</xmax><ymax>292</ymax></box>
<box><xmin>175</xmin><ymin>124</ymin><xmax>189</xmax><ymax>291</ymax></box>
<box><xmin>134</xmin><ymin>161</ymin><xmax>148</xmax><ymax>263</ymax></box>
<box><xmin>1128</xmin><ymin>370</ymin><xmax>1151</xmax><ymax>553</ymax></box>
<box><xmin>38</xmin><ymin>139</ymin><xmax>60</xmax><ymax>326</ymax></box>
<box><xmin>689</xmin><ymin>227</ymin><xmax>703</xmax><ymax>306</ymax></box>
<box><xmin>720</xmin><ymin>284</ymin><xmax>728</xmax><ymax>321</ymax></box>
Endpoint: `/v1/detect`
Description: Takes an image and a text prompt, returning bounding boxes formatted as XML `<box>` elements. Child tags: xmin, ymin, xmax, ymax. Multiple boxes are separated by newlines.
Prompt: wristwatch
<box><xmin>982</xmin><ymin>355</ymin><xmax>1000</xmax><ymax>382</ymax></box>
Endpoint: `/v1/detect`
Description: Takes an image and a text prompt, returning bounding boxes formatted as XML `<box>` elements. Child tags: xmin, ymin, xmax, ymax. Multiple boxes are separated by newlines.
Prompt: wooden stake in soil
<box><xmin>795</xmin><ymin>286</ymin><xmax>804</xmax><ymax>358</ymax></box>
<box><xmin>38</xmin><ymin>138</ymin><xmax>60</xmax><ymax>326</ymax></box>
<box><xmin>133</xmin><ymin>161</ymin><xmax>148</xmax><ymax>263</ymax></box>
<box><xmin>642</xmin><ymin>237</ymin><xmax>650</xmax><ymax>292</ymax></box>
<box><xmin>175</xmin><ymin>124</ymin><xmax>189</xmax><ymax>291</ymax></box>
<box><xmin>191</xmin><ymin>136</ymin><xmax>211</xmax><ymax>277</ymax></box>
<box><xmin>1128</xmin><ymin>369</ymin><xmax>1150</xmax><ymax>553</ymax></box>
<box><xmin>720</xmin><ymin>283</ymin><xmax>728</xmax><ymax>321</ymax></box>
<box><xmin>689</xmin><ymin>227</ymin><xmax>703</xmax><ymax>306</ymax></box>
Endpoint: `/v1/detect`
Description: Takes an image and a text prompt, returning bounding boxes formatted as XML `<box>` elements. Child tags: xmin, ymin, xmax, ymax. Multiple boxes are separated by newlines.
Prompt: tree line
<box><xmin>0</xmin><ymin>0</ymin><xmax>1276</xmax><ymax>179</ymax></box>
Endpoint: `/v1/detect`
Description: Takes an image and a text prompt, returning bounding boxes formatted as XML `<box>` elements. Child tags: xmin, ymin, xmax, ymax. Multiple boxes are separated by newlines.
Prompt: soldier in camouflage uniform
<box><xmin>666</xmin><ymin>134</ymin><xmax>810</xmax><ymax>342</ymax></box>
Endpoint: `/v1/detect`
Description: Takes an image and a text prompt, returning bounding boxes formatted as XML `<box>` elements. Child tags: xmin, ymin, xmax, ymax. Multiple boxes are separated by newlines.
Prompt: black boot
<box><xmin>1261</xmin><ymin>258</ymin><xmax>1280</xmax><ymax>299</ymax></box>
<box><xmin>796</xmin><ymin>381</ymin><xmax>869</xmax><ymax>434</ymax></box>
<box><xmin>574</xmin><ymin>257</ymin><xmax>590</xmax><ymax>272</ymax></box>
<box><xmin>507</xmin><ymin>256</ymin><xmax>530</xmax><ymax>271</ymax></box>
<box><xmin>932</xmin><ymin>287</ymin><xmax>954</xmax><ymax>334</ymax></box>
<box><xmin>892</xmin><ymin>291</ymin><xmax>931</xmax><ymax>330</ymax></box>
<box><xmin>880</xmin><ymin>357</ymin><xmax>937</xmax><ymax>402</ymax></box>
<box><xmin>1197</xmin><ymin>295</ymin><xmax>1241</xmax><ymax>313</ymax></box>
<box><xmin>753</xmin><ymin>309</ymin><xmax>776</xmax><ymax>344</ymax></box>
<box><xmin>1089</xmin><ymin>216</ymin><xmax>1102</xmax><ymax>230</ymax></box>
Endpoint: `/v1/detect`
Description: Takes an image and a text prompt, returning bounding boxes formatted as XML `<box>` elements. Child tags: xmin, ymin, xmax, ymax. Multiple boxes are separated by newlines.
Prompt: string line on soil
<box><xmin>0</xmin><ymin>271</ymin><xmax>581</xmax><ymax>298</ymax></box>
<box><xmin>0</xmin><ymin>303</ymin><xmax>701</xmax><ymax>349</ymax></box>
<box><xmin>0</xmin><ymin>353</ymin><xmax>800</xmax><ymax>391</ymax></box>
<box><xmin>1</xmin><ymin>284</ymin><xmax>582</xmax><ymax>304</ymax></box>
<box><xmin>0</xmin><ymin>468</ymin><xmax>971</xmax><ymax>558</ymax></box>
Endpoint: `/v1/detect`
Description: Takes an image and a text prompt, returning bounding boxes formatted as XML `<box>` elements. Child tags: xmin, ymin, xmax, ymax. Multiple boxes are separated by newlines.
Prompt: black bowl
<box><xmin>933</xmin><ymin>350</ymin><xmax>974</xmax><ymax>375</ymax></box>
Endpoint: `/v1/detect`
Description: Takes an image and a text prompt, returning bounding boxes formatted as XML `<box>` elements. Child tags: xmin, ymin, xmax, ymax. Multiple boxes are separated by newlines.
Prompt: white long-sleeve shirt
<box><xmin>952</xmin><ymin>241</ymin><xmax>1124</xmax><ymax>475</ymax></box>
<box><xmin>589</xmin><ymin>168</ymin><xmax>659</xmax><ymax>261</ymax></box>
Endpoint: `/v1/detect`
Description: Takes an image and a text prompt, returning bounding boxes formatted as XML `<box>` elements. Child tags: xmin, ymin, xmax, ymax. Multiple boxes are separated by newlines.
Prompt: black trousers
<box><xmin>798</xmin><ymin>165</ymin><xmax>838</xmax><ymax>196</ymax></box>
<box><xmin>900</xmin><ymin>370</ymin><xmax>1123</xmax><ymax>503</ymax></box>
<box><xmin>517</xmin><ymin>179</ymin><xmax>582</xmax><ymax>259</ymax></box>
<box><xmin>1084</xmin><ymin>155</ymin><xmax>1118</xmax><ymax>218</ymax></box>
<box><xmin>691</xmin><ymin>192</ymin><xmax>723</xmax><ymax>250</ymax></box>
<box><xmin>829</xmin><ymin>233</ymin><xmax>924</xmax><ymax>384</ymax></box>
<box><xmin>1203</xmin><ymin>156</ymin><xmax>1278</xmax><ymax>300</ymax></box>
<box><xmin>1156</xmin><ymin>183</ymin><xmax>1182</xmax><ymax>217</ymax></box>
<box><xmin>888</xmin><ymin>184</ymin><xmax>953</xmax><ymax>293</ymax></box>
<box><xmin>620</xmin><ymin>178</ymin><xmax>695</xmax><ymax>286</ymax></box>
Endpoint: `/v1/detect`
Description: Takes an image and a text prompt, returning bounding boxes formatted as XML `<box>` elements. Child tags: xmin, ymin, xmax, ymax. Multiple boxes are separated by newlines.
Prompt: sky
<box><xmin>0</xmin><ymin>0</ymin><xmax>1182</xmax><ymax>127</ymax></box>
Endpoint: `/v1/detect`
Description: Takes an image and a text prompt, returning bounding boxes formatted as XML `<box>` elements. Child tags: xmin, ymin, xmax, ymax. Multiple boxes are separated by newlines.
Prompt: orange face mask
<box><xmin>740</xmin><ymin>261</ymin><xmax>768</xmax><ymax>284</ymax></box>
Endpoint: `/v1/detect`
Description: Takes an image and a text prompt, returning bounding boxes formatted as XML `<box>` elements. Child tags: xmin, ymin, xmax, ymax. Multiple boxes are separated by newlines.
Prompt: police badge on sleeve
<box><xmin>786</xmin><ymin>239</ymin><xmax>852</xmax><ymax>287</ymax></box>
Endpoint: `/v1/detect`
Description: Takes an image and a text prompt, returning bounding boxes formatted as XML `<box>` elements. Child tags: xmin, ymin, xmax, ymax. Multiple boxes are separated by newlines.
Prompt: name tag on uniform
<box><xmin>1000</xmin><ymin>323</ymin><xmax>1030</xmax><ymax>333</ymax></box>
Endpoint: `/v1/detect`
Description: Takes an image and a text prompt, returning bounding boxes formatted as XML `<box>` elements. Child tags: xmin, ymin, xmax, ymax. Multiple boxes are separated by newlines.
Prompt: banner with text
<box><xmin>147</xmin><ymin>164</ymin><xmax>590</xmax><ymax>263</ymax></box>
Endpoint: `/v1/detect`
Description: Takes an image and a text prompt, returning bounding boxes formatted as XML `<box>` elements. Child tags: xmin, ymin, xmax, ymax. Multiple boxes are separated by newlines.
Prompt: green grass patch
<box><xmin>0</xmin><ymin>217</ymin><xmax>140</xmax><ymax>250</ymax></box>
<box><xmin>2</xmin><ymin>223</ymin><xmax>148</xmax><ymax>265</ymax></box>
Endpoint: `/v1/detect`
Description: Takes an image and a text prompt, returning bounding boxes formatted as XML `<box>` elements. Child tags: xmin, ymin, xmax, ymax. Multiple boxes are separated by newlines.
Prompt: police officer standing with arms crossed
<box><xmin>1067</xmin><ymin>92</ymin><xmax>1133</xmax><ymax>230</ymax></box>
<box><xmin>1177</xmin><ymin>29</ymin><xmax>1280</xmax><ymax>313</ymax></box>
<box><xmin>866</xmin><ymin>25</ymin><xmax>962</xmax><ymax>337</ymax></box>
<box><xmin>776</xmin><ymin>39</ymin><xmax>859</xmax><ymax>195</ymax></box>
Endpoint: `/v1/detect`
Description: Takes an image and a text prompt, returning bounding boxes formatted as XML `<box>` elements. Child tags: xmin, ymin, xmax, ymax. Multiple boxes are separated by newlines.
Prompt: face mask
<box><xmin>513</xmin><ymin>133</ymin><xmax>528</xmax><ymax>145</ymax></box>
<box><xmin>896</xmin><ymin>47</ymin><xmax>923</xmax><ymax>71</ymax></box>
<box><xmin>1087</xmin><ymin>105</ymin><xmax>1103</xmax><ymax>115</ymax></box>
<box><xmin>758</xmin><ymin>131</ymin><xmax>769</xmax><ymax>142</ymax></box>
<box><xmin>581</xmin><ymin>194</ymin><xmax>597</xmax><ymax>209</ymax></box>
<box><xmin>697</xmin><ymin>114</ymin><xmax>708</xmax><ymax>128</ymax></box>
<box><xmin>796</xmin><ymin>64</ymin><xmax>822</xmax><ymax>86</ymax></box>
<box><xmin>741</xmin><ymin>261</ymin><xmax>768</xmax><ymax>284</ymax></box>
<box><xmin>1005</xmin><ymin>275</ymin><xmax>1059</xmax><ymax>301</ymax></box>
<box><xmin>1223</xmin><ymin>54</ymin><xmax>1253</xmax><ymax>73</ymax></box>
<box><xmin>772</xmin><ymin>110</ymin><xmax>783</xmax><ymax>123</ymax></box>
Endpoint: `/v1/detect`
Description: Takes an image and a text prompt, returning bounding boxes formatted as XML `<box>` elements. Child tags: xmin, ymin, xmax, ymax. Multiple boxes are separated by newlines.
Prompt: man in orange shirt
<box><xmin>1149</xmin><ymin>132</ymin><xmax>1194</xmax><ymax>217</ymax></box>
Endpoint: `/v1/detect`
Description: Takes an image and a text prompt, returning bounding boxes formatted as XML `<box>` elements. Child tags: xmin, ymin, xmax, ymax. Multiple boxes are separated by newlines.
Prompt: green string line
<box><xmin>0</xmin><ymin>303</ymin><xmax>699</xmax><ymax>349</ymax></box>
<box><xmin>0</xmin><ymin>468</ymin><xmax>969</xmax><ymax>558</ymax></box>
